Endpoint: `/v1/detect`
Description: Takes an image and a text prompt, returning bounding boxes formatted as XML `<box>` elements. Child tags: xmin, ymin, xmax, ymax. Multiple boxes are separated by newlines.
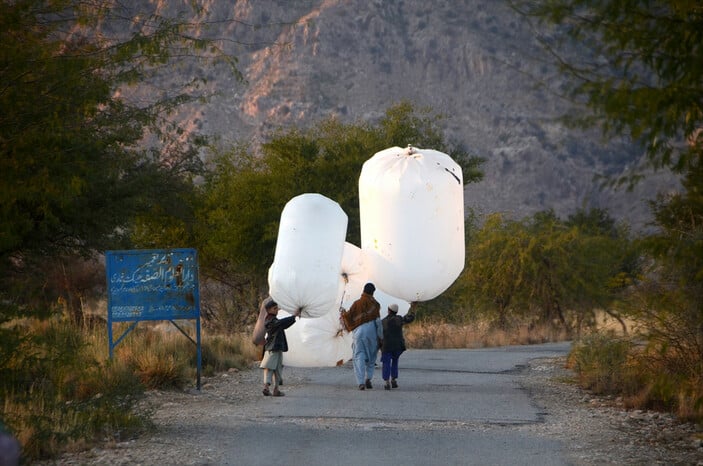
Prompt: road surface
<box><xmin>217</xmin><ymin>342</ymin><xmax>571</xmax><ymax>465</ymax></box>
<box><xmin>42</xmin><ymin>340</ymin><xmax>703</xmax><ymax>465</ymax></box>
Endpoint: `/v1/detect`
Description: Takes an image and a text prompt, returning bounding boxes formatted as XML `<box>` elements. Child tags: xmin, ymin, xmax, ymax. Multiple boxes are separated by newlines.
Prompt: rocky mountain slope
<box><xmin>176</xmin><ymin>0</ymin><xmax>678</xmax><ymax>230</ymax></box>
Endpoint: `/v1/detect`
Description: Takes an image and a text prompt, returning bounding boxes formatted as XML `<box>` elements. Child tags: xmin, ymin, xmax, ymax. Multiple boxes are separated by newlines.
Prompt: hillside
<box><xmin>173</xmin><ymin>0</ymin><xmax>678</xmax><ymax>230</ymax></box>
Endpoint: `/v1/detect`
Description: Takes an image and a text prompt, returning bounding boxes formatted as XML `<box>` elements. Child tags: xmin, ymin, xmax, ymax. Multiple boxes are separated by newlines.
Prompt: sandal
<box><xmin>262</xmin><ymin>385</ymin><xmax>271</xmax><ymax>396</ymax></box>
<box><xmin>272</xmin><ymin>389</ymin><xmax>284</xmax><ymax>397</ymax></box>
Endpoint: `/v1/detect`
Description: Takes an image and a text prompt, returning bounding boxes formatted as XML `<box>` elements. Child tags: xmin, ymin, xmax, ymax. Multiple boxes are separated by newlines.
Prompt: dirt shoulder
<box><xmin>519</xmin><ymin>358</ymin><xmax>703</xmax><ymax>465</ymax></box>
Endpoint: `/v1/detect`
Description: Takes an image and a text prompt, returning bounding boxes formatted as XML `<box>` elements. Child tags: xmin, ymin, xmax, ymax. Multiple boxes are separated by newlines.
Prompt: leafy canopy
<box><xmin>509</xmin><ymin>0</ymin><xmax>703</xmax><ymax>177</ymax></box>
<box><xmin>458</xmin><ymin>208</ymin><xmax>633</xmax><ymax>333</ymax></box>
<box><xmin>198</xmin><ymin>102</ymin><xmax>484</xmax><ymax>277</ymax></box>
<box><xmin>0</xmin><ymin>0</ymin><xmax>240</xmax><ymax>262</ymax></box>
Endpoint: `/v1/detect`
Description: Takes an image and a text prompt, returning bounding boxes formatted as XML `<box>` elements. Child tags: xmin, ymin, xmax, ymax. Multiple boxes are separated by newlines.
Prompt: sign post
<box><xmin>106</xmin><ymin>248</ymin><xmax>202</xmax><ymax>389</ymax></box>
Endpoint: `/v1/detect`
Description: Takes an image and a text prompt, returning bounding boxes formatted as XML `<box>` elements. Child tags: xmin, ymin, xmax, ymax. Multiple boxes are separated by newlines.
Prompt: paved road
<box><xmin>224</xmin><ymin>342</ymin><xmax>572</xmax><ymax>466</ymax></box>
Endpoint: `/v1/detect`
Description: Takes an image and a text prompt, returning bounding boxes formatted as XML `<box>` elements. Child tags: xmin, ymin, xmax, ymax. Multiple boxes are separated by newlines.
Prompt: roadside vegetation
<box><xmin>2</xmin><ymin>0</ymin><xmax>702</xmax><ymax>462</ymax></box>
<box><xmin>508</xmin><ymin>0</ymin><xmax>703</xmax><ymax>426</ymax></box>
<box><xmin>1</xmin><ymin>313</ymin><xmax>257</xmax><ymax>460</ymax></box>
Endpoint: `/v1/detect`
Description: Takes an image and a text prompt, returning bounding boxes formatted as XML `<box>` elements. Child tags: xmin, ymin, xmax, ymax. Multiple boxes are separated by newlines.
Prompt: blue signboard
<box><xmin>107</xmin><ymin>249</ymin><xmax>199</xmax><ymax>321</ymax></box>
<box><xmin>106</xmin><ymin>248</ymin><xmax>202</xmax><ymax>388</ymax></box>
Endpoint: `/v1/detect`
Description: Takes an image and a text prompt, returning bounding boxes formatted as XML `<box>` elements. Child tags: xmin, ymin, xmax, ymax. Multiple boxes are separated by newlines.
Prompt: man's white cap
<box><xmin>388</xmin><ymin>303</ymin><xmax>399</xmax><ymax>313</ymax></box>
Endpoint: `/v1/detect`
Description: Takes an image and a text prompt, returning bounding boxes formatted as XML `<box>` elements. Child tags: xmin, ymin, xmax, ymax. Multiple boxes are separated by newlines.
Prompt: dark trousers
<box><xmin>381</xmin><ymin>350</ymin><xmax>402</xmax><ymax>380</ymax></box>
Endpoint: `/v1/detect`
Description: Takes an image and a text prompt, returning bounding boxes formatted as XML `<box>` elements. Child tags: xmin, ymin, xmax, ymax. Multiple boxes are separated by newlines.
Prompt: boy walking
<box><xmin>381</xmin><ymin>303</ymin><xmax>415</xmax><ymax>390</ymax></box>
<box><xmin>259</xmin><ymin>300</ymin><xmax>300</xmax><ymax>396</ymax></box>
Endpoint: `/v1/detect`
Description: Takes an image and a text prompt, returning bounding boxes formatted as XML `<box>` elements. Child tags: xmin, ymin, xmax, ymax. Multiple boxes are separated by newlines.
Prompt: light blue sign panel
<box><xmin>106</xmin><ymin>248</ymin><xmax>202</xmax><ymax>388</ymax></box>
<box><xmin>106</xmin><ymin>249</ymin><xmax>200</xmax><ymax>321</ymax></box>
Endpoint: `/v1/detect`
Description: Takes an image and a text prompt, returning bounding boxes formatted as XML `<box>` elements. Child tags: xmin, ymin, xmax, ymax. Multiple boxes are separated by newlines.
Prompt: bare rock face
<box><xmin>178</xmin><ymin>0</ymin><xmax>678</xmax><ymax>230</ymax></box>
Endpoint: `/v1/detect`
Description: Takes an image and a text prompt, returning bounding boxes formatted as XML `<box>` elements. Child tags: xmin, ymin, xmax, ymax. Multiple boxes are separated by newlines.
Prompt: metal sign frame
<box><xmin>106</xmin><ymin>248</ymin><xmax>202</xmax><ymax>389</ymax></box>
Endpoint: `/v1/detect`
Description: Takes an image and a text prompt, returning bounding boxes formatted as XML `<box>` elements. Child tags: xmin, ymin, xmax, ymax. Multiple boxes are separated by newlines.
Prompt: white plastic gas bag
<box><xmin>268</xmin><ymin>193</ymin><xmax>347</xmax><ymax>317</ymax></box>
<box><xmin>359</xmin><ymin>146</ymin><xmax>465</xmax><ymax>302</ymax></box>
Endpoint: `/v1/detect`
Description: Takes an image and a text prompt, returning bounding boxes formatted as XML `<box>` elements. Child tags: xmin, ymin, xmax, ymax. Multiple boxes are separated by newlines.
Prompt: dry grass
<box><xmin>405</xmin><ymin>320</ymin><xmax>569</xmax><ymax>349</ymax></box>
<box><xmin>1</xmin><ymin>318</ymin><xmax>256</xmax><ymax>462</ymax></box>
<box><xmin>405</xmin><ymin>316</ymin><xmax>702</xmax><ymax>422</ymax></box>
<box><xmin>111</xmin><ymin>324</ymin><xmax>257</xmax><ymax>383</ymax></box>
<box><xmin>567</xmin><ymin>334</ymin><xmax>633</xmax><ymax>393</ymax></box>
<box><xmin>567</xmin><ymin>332</ymin><xmax>703</xmax><ymax>423</ymax></box>
<box><xmin>0</xmin><ymin>317</ymin><xmax>148</xmax><ymax>460</ymax></box>
<box><xmin>404</xmin><ymin>309</ymin><xmax>634</xmax><ymax>350</ymax></box>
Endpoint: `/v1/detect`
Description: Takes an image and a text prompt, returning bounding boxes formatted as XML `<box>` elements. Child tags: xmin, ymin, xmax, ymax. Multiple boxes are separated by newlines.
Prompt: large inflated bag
<box><xmin>268</xmin><ymin>193</ymin><xmax>347</xmax><ymax>318</ymax></box>
<box><xmin>359</xmin><ymin>146</ymin><xmax>465</xmax><ymax>302</ymax></box>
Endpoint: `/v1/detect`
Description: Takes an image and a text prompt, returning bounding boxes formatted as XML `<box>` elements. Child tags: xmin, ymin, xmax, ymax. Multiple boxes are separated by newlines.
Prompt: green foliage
<box><xmin>194</xmin><ymin>102</ymin><xmax>483</xmax><ymax>329</ymax></box>
<box><xmin>0</xmin><ymin>1</ymin><xmax>227</xmax><ymax>261</ymax></box>
<box><xmin>459</xmin><ymin>213</ymin><xmax>532</xmax><ymax>327</ymax></box>
<box><xmin>509</xmin><ymin>0</ymin><xmax>703</xmax><ymax>176</ymax></box>
<box><xmin>198</xmin><ymin>102</ymin><xmax>484</xmax><ymax>279</ymax></box>
<box><xmin>510</xmin><ymin>0</ymin><xmax>703</xmax><ymax>421</ymax></box>
<box><xmin>414</xmin><ymin>212</ymin><xmax>482</xmax><ymax>323</ymax></box>
<box><xmin>569</xmin><ymin>333</ymin><xmax>634</xmax><ymax>394</ymax></box>
<box><xmin>647</xmin><ymin>159</ymin><xmax>703</xmax><ymax>293</ymax></box>
<box><xmin>1</xmin><ymin>318</ymin><xmax>147</xmax><ymax>461</ymax></box>
<box><xmin>378</xmin><ymin>102</ymin><xmax>485</xmax><ymax>183</ymax></box>
<box><xmin>565</xmin><ymin>207</ymin><xmax>619</xmax><ymax>237</ymax></box>
<box><xmin>1</xmin><ymin>316</ymin><xmax>256</xmax><ymax>460</ymax></box>
<box><xmin>610</xmin><ymin>158</ymin><xmax>703</xmax><ymax>414</ymax></box>
<box><xmin>0</xmin><ymin>0</ymin><xmax>241</xmax><ymax>327</ymax></box>
<box><xmin>0</xmin><ymin>1</ymin><xmax>245</xmax><ymax>459</ymax></box>
<box><xmin>458</xmin><ymin>208</ymin><xmax>634</xmax><ymax>334</ymax></box>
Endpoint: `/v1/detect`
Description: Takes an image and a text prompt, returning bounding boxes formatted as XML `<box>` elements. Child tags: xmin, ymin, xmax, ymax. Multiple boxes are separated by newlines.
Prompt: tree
<box><xmin>509</xmin><ymin>0</ymin><xmax>703</xmax><ymax>177</ymax></box>
<box><xmin>0</xmin><ymin>2</ymin><xmax>251</xmax><ymax>457</ymax></box>
<box><xmin>627</xmin><ymin>161</ymin><xmax>703</xmax><ymax>389</ymax></box>
<box><xmin>529</xmin><ymin>209</ymin><xmax>634</xmax><ymax>335</ymax></box>
<box><xmin>459</xmin><ymin>209</ymin><xmax>632</xmax><ymax>335</ymax></box>
<box><xmin>566</xmin><ymin>207</ymin><xmax>639</xmax><ymax>333</ymax></box>
<box><xmin>460</xmin><ymin>213</ymin><xmax>531</xmax><ymax>329</ymax></box>
<box><xmin>0</xmin><ymin>0</ymin><xmax>241</xmax><ymax>314</ymax></box>
<box><xmin>565</xmin><ymin>207</ymin><xmax>619</xmax><ymax>237</ymax></box>
<box><xmin>510</xmin><ymin>1</ymin><xmax>703</xmax><ymax>414</ymax></box>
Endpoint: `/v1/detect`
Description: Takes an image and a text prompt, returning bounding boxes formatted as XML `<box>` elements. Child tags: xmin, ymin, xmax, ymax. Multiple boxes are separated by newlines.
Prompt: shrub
<box><xmin>200</xmin><ymin>335</ymin><xmax>253</xmax><ymax>376</ymax></box>
<box><xmin>404</xmin><ymin>320</ymin><xmax>569</xmax><ymax>349</ymax></box>
<box><xmin>568</xmin><ymin>333</ymin><xmax>634</xmax><ymax>394</ymax></box>
<box><xmin>133</xmin><ymin>350</ymin><xmax>189</xmax><ymax>390</ymax></box>
<box><xmin>115</xmin><ymin>329</ymin><xmax>192</xmax><ymax>390</ymax></box>
<box><xmin>622</xmin><ymin>344</ymin><xmax>703</xmax><ymax>421</ymax></box>
<box><xmin>1</xmin><ymin>318</ymin><xmax>147</xmax><ymax>461</ymax></box>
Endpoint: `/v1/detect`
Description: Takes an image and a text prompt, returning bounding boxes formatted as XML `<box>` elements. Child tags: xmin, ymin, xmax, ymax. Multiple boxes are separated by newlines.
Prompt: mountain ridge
<box><xmin>177</xmin><ymin>0</ymin><xmax>678</xmax><ymax>230</ymax></box>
